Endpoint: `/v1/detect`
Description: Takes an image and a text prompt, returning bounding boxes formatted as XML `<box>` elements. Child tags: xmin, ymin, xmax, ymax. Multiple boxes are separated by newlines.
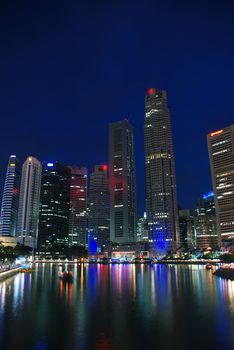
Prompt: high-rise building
<box><xmin>136</xmin><ymin>213</ymin><xmax>148</xmax><ymax>242</ymax></box>
<box><xmin>144</xmin><ymin>88</ymin><xmax>179</xmax><ymax>255</ymax></box>
<box><xmin>207</xmin><ymin>125</ymin><xmax>234</xmax><ymax>246</ymax></box>
<box><xmin>109</xmin><ymin>119</ymin><xmax>136</xmax><ymax>243</ymax></box>
<box><xmin>0</xmin><ymin>155</ymin><xmax>21</xmax><ymax>237</ymax></box>
<box><xmin>38</xmin><ymin>162</ymin><xmax>70</xmax><ymax>249</ymax></box>
<box><xmin>193</xmin><ymin>191</ymin><xmax>218</xmax><ymax>249</ymax></box>
<box><xmin>69</xmin><ymin>166</ymin><xmax>88</xmax><ymax>247</ymax></box>
<box><xmin>89</xmin><ymin>165</ymin><xmax>109</xmax><ymax>252</ymax></box>
<box><xmin>179</xmin><ymin>209</ymin><xmax>194</xmax><ymax>249</ymax></box>
<box><xmin>17</xmin><ymin>156</ymin><xmax>42</xmax><ymax>248</ymax></box>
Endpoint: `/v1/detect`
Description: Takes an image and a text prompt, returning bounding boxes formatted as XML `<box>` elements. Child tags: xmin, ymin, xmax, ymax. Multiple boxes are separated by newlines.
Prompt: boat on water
<box><xmin>20</xmin><ymin>268</ymin><xmax>34</xmax><ymax>273</ymax></box>
<box><xmin>20</xmin><ymin>263</ymin><xmax>34</xmax><ymax>273</ymax></box>
<box><xmin>59</xmin><ymin>271</ymin><xmax>73</xmax><ymax>282</ymax></box>
<box><xmin>206</xmin><ymin>263</ymin><xmax>213</xmax><ymax>270</ymax></box>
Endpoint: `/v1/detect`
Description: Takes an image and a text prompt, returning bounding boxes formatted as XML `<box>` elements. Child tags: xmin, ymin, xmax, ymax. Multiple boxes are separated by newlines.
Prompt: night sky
<box><xmin>0</xmin><ymin>0</ymin><xmax>234</xmax><ymax>214</ymax></box>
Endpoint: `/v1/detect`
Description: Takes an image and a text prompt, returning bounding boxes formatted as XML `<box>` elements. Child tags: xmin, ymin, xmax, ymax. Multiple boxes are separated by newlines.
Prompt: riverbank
<box><xmin>213</xmin><ymin>266</ymin><xmax>234</xmax><ymax>281</ymax></box>
<box><xmin>0</xmin><ymin>266</ymin><xmax>22</xmax><ymax>282</ymax></box>
<box><xmin>34</xmin><ymin>259</ymin><xmax>220</xmax><ymax>265</ymax></box>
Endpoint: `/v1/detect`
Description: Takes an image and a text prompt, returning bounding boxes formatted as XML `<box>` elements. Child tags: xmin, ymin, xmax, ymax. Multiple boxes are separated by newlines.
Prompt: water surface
<box><xmin>0</xmin><ymin>264</ymin><xmax>233</xmax><ymax>350</ymax></box>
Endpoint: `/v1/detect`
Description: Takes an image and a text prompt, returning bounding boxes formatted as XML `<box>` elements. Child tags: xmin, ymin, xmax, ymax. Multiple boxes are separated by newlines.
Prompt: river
<box><xmin>0</xmin><ymin>263</ymin><xmax>233</xmax><ymax>350</ymax></box>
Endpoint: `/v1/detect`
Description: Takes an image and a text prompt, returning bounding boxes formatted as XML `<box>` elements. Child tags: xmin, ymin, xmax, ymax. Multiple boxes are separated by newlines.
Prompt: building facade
<box><xmin>207</xmin><ymin>125</ymin><xmax>234</xmax><ymax>246</ymax></box>
<box><xmin>144</xmin><ymin>88</ymin><xmax>179</xmax><ymax>255</ymax></box>
<box><xmin>109</xmin><ymin>120</ymin><xmax>136</xmax><ymax>243</ymax></box>
<box><xmin>136</xmin><ymin>213</ymin><xmax>148</xmax><ymax>242</ymax></box>
<box><xmin>0</xmin><ymin>155</ymin><xmax>21</xmax><ymax>237</ymax></box>
<box><xmin>17</xmin><ymin>156</ymin><xmax>42</xmax><ymax>248</ymax></box>
<box><xmin>179</xmin><ymin>209</ymin><xmax>194</xmax><ymax>249</ymax></box>
<box><xmin>38</xmin><ymin>162</ymin><xmax>70</xmax><ymax>249</ymax></box>
<box><xmin>69</xmin><ymin>166</ymin><xmax>88</xmax><ymax>247</ymax></box>
<box><xmin>193</xmin><ymin>192</ymin><xmax>218</xmax><ymax>249</ymax></box>
<box><xmin>89</xmin><ymin>165</ymin><xmax>109</xmax><ymax>252</ymax></box>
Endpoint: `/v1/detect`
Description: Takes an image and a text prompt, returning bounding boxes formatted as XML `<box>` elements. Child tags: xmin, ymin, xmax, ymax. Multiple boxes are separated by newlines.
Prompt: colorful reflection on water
<box><xmin>0</xmin><ymin>264</ymin><xmax>233</xmax><ymax>350</ymax></box>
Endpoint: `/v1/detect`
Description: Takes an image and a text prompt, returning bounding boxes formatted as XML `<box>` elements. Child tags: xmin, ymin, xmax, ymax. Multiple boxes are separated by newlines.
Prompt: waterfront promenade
<box><xmin>0</xmin><ymin>265</ymin><xmax>22</xmax><ymax>281</ymax></box>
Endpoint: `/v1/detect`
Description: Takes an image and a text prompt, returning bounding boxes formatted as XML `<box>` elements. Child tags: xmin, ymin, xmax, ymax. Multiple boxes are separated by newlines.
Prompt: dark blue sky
<box><xmin>0</xmin><ymin>0</ymin><xmax>234</xmax><ymax>214</ymax></box>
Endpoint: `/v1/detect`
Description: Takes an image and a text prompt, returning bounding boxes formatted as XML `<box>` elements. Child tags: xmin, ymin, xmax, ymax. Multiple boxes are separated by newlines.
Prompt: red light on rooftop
<box><xmin>101</xmin><ymin>165</ymin><xmax>108</xmax><ymax>171</ymax></box>
<box><xmin>210</xmin><ymin>129</ymin><xmax>224</xmax><ymax>137</ymax></box>
<box><xmin>147</xmin><ymin>88</ymin><xmax>154</xmax><ymax>95</ymax></box>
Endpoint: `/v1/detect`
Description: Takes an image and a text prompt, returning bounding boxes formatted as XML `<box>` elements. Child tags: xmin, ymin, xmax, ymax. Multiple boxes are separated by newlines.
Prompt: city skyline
<box><xmin>0</xmin><ymin>3</ymin><xmax>233</xmax><ymax>350</ymax></box>
<box><xmin>0</xmin><ymin>1</ymin><xmax>233</xmax><ymax>214</ymax></box>
<box><xmin>0</xmin><ymin>106</ymin><xmax>231</xmax><ymax>217</ymax></box>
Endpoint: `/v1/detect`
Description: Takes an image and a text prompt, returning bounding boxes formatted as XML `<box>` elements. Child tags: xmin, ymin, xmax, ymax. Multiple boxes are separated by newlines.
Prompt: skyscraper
<box><xmin>193</xmin><ymin>191</ymin><xmax>218</xmax><ymax>249</ymax></box>
<box><xmin>144</xmin><ymin>88</ymin><xmax>179</xmax><ymax>255</ymax></box>
<box><xmin>207</xmin><ymin>125</ymin><xmax>234</xmax><ymax>246</ymax></box>
<box><xmin>38</xmin><ymin>162</ymin><xmax>70</xmax><ymax>249</ymax></box>
<box><xmin>89</xmin><ymin>165</ymin><xmax>109</xmax><ymax>252</ymax></box>
<box><xmin>136</xmin><ymin>213</ymin><xmax>148</xmax><ymax>242</ymax></box>
<box><xmin>69</xmin><ymin>166</ymin><xmax>88</xmax><ymax>247</ymax></box>
<box><xmin>179</xmin><ymin>209</ymin><xmax>194</xmax><ymax>249</ymax></box>
<box><xmin>17</xmin><ymin>156</ymin><xmax>42</xmax><ymax>248</ymax></box>
<box><xmin>109</xmin><ymin>119</ymin><xmax>136</xmax><ymax>243</ymax></box>
<box><xmin>0</xmin><ymin>155</ymin><xmax>21</xmax><ymax>237</ymax></box>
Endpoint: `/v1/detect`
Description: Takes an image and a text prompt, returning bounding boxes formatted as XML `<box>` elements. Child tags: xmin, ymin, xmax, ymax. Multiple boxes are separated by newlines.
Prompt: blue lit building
<box><xmin>144</xmin><ymin>88</ymin><xmax>179</xmax><ymax>256</ymax></box>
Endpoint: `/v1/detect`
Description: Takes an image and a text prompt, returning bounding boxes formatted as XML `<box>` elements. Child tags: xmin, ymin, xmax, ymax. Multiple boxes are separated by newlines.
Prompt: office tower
<box><xmin>109</xmin><ymin>119</ymin><xmax>136</xmax><ymax>243</ymax></box>
<box><xmin>17</xmin><ymin>156</ymin><xmax>42</xmax><ymax>248</ymax></box>
<box><xmin>144</xmin><ymin>88</ymin><xmax>179</xmax><ymax>255</ymax></box>
<box><xmin>207</xmin><ymin>125</ymin><xmax>234</xmax><ymax>246</ymax></box>
<box><xmin>89</xmin><ymin>165</ymin><xmax>109</xmax><ymax>252</ymax></box>
<box><xmin>0</xmin><ymin>155</ymin><xmax>21</xmax><ymax>236</ymax></box>
<box><xmin>193</xmin><ymin>191</ymin><xmax>218</xmax><ymax>249</ymax></box>
<box><xmin>38</xmin><ymin>162</ymin><xmax>70</xmax><ymax>249</ymax></box>
<box><xmin>136</xmin><ymin>213</ymin><xmax>148</xmax><ymax>241</ymax></box>
<box><xmin>179</xmin><ymin>209</ymin><xmax>194</xmax><ymax>249</ymax></box>
<box><xmin>69</xmin><ymin>166</ymin><xmax>88</xmax><ymax>247</ymax></box>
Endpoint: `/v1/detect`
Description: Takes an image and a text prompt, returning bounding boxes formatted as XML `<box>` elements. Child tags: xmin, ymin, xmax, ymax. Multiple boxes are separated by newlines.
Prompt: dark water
<box><xmin>0</xmin><ymin>264</ymin><xmax>233</xmax><ymax>350</ymax></box>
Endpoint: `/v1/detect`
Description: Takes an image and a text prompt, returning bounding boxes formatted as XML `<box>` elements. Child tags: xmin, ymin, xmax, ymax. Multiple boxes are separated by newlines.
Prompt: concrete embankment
<box><xmin>213</xmin><ymin>268</ymin><xmax>234</xmax><ymax>281</ymax></box>
<box><xmin>0</xmin><ymin>267</ymin><xmax>21</xmax><ymax>282</ymax></box>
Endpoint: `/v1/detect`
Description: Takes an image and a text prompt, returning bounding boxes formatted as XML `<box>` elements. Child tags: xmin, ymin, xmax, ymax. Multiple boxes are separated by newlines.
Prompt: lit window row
<box><xmin>212</xmin><ymin>149</ymin><xmax>229</xmax><ymax>156</ymax></box>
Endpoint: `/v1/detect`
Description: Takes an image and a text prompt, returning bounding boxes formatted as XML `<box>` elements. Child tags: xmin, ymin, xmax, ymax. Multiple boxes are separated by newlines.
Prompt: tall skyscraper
<box><xmin>207</xmin><ymin>125</ymin><xmax>234</xmax><ymax>246</ymax></box>
<box><xmin>109</xmin><ymin>119</ymin><xmax>136</xmax><ymax>243</ymax></box>
<box><xmin>17</xmin><ymin>156</ymin><xmax>42</xmax><ymax>248</ymax></box>
<box><xmin>0</xmin><ymin>155</ymin><xmax>21</xmax><ymax>237</ymax></box>
<box><xmin>144</xmin><ymin>88</ymin><xmax>179</xmax><ymax>255</ymax></box>
<box><xmin>193</xmin><ymin>191</ymin><xmax>218</xmax><ymax>249</ymax></box>
<box><xmin>38</xmin><ymin>162</ymin><xmax>70</xmax><ymax>249</ymax></box>
<box><xmin>89</xmin><ymin>165</ymin><xmax>109</xmax><ymax>252</ymax></box>
<box><xmin>69</xmin><ymin>166</ymin><xmax>88</xmax><ymax>247</ymax></box>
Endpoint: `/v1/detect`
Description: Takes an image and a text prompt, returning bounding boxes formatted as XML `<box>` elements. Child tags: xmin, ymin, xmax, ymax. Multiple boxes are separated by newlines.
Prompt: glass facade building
<box><xmin>207</xmin><ymin>125</ymin><xmax>234</xmax><ymax>246</ymax></box>
<box><xmin>179</xmin><ymin>209</ymin><xmax>195</xmax><ymax>249</ymax></box>
<box><xmin>89</xmin><ymin>165</ymin><xmax>109</xmax><ymax>252</ymax></box>
<box><xmin>17</xmin><ymin>156</ymin><xmax>42</xmax><ymax>248</ymax></box>
<box><xmin>144</xmin><ymin>88</ymin><xmax>179</xmax><ymax>255</ymax></box>
<box><xmin>193</xmin><ymin>192</ymin><xmax>218</xmax><ymax>249</ymax></box>
<box><xmin>0</xmin><ymin>155</ymin><xmax>21</xmax><ymax>237</ymax></box>
<box><xmin>68</xmin><ymin>166</ymin><xmax>88</xmax><ymax>247</ymax></box>
<box><xmin>38</xmin><ymin>162</ymin><xmax>70</xmax><ymax>249</ymax></box>
<box><xmin>109</xmin><ymin>119</ymin><xmax>136</xmax><ymax>243</ymax></box>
